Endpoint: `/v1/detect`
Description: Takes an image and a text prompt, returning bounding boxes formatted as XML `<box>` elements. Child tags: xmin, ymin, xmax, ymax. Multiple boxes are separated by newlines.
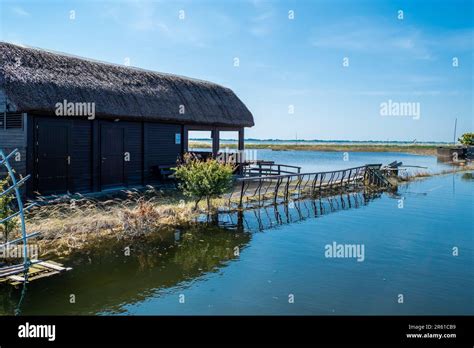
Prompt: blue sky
<box><xmin>1</xmin><ymin>0</ymin><xmax>472</xmax><ymax>141</ymax></box>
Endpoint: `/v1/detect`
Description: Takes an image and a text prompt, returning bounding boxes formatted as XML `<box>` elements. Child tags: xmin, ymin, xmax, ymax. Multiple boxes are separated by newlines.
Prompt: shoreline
<box><xmin>20</xmin><ymin>164</ymin><xmax>472</xmax><ymax>259</ymax></box>
<box><xmin>189</xmin><ymin>142</ymin><xmax>441</xmax><ymax>155</ymax></box>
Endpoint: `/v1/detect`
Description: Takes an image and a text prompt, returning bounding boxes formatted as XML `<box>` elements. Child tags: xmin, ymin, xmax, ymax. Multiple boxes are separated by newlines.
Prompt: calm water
<box><xmin>195</xmin><ymin>148</ymin><xmax>455</xmax><ymax>174</ymax></box>
<box><xmin>0</xmin><ymin>153</ymin><xmax>472</xmax><ymax>315</ymax></box>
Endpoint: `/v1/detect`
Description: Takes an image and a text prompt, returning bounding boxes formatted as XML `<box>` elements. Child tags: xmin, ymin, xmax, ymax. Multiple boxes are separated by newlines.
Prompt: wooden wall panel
<box><xmin>70</xmin><ymin>119</ymin><xmax>93</xmax><ymax>193</ymax></box>
<box><xmin>123</xmin><ymin>121</ymin><xmax>143</xmax><ymax>186</ymax></box>
<box><xmin>0</xmin><ymin>129</ymin><xmax>26</xmax><ymax>178</ymax></box>
<box><xmin>21</xmin><ymin>116</ymin><xmax>190</xmax><ymax>196</ymax></box>
<box><xmin>145</xmin><ymin>123</ymin><xmax>182</xmax><ymax>182</ymax></box>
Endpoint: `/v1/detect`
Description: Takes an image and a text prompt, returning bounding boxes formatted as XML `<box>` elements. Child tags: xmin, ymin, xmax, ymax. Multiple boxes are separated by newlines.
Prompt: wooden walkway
<box><xmin>0</xmin><ymin>260</ymin><xmax>72</xmax><ymax>286</ymax></box>
<box><xmin>227</xmin><ymin>164</ymin><xmax>393</xmax><ymax>209</ymax></box>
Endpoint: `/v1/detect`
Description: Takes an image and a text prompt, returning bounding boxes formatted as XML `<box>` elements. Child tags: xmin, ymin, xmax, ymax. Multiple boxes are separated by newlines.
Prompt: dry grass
<box><xmin>190</xmin><ymin>141</ymin><xmax>438</xmax><ymax>155</ymax></box>
<box><xmin>397</xmin><ymin>164</ymin><xmax>474</xmax><ymax>182</ymax></box>
<box><xmin>11</xmin><ymin>187</ymin><xmax>199</xmax><ymax>257</ymax></box>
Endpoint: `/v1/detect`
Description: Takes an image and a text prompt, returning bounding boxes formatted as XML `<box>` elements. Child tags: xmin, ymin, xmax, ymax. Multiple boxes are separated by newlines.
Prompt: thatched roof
<box><xmin>0</xmin><ymin>42</ymin><xmax>254</xmax><ymax>127</ymax></box>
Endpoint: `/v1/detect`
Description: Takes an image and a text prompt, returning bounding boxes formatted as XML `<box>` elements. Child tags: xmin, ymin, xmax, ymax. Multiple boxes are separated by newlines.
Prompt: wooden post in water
<box><xmin>310</xmin><ymin>173</ymin><xmax>318</xmax><ymax>195</ymax></box>
<box><xmin>239</xmin><ymin>180</ymin><xmax>245</xmax><ymax>208</ymax></box>
<box><xmin>284</xmin><ymin>176</ymin><xmax>290</xmax><ymax>201</ymax></box>
<box><xmin>274</xmin><ymin>177</ymin><xmax>282</xmax><ymax>204</ymax></box>
<box><xmin>319</xmin><ymin>173</ymin><xmax>325</xmax><ymax>194</ymax></box>
<box><xmin>340</xmin><ymin>170</ymin><xmax>345</xmax><ymax>188</ymax></box>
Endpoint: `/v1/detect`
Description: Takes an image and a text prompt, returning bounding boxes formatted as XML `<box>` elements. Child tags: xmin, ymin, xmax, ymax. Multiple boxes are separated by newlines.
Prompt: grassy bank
<box><xmin>190</xmin><ymin>141</ymin><xmax>439</xmax><ymax>155</ymax></box>
<box><xmin>396</xmin><ymin>163</ymin><xmax>474</xmax><ymax>182</ymax></box>
<box><xmin>20</xmin><ymin>188</ymin><xmax>200</xmax><ymax>257</ymax></box>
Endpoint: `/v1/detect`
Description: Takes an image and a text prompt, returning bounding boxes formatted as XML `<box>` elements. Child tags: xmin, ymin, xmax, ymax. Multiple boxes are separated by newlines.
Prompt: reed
<box><xmin>397</xmin><ymin>165</ymin><xmax>474</xmax><ymax>182</ymax></box>
<box><xmin>16</xmin><ymin>187</ymin><xmax>199</xmax><ymax>256</ymax></box>
<box><xmin>189</xmin><ymin>141</ymin><xmax>438</xmax><ymax>155</ymax></box>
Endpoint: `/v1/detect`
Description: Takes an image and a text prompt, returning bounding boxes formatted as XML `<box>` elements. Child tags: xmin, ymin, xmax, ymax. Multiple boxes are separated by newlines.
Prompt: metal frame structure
<box><xmin>0</xmin><ymin>148</ymin><xmax>37</xmax><ymax>274</ymax></box>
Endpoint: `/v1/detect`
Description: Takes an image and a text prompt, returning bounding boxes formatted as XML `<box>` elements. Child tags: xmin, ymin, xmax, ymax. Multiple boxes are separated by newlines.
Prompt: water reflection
<box><xmin>0</xmin><ymin>225</ymin><xmax>250</xmax><ymax>315</ymax></box>
<box><xmin>461</xmin><ymin>172</ymin><xmax>474</xmax><ymax>181</ymax></box>
<box><xmin>1</xmin><ymin>190</ymin><xmax>385</xmax><ymax>315</ymax></box>
<box><xmin>219</xmin><ymin>190</ymin><xmax>383</xmax><ymax>233</ymax></box>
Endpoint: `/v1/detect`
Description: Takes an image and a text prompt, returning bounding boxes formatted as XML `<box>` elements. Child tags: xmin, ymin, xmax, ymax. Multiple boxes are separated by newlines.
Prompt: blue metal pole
<box><xmin>0</xmin><ymin>149</ymin><xmax>29</xmax><ymax>268</ymax></box>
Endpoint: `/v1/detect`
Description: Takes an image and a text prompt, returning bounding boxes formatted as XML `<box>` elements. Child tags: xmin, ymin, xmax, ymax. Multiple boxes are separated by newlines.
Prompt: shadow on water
<box><xmin>217</xmin><ymin>189</ymin><xmax>383</xmax><ymax>233</ymax></box>
<box><xmin>1</xmin><ymin>189</ymin><xmax>384</xmax><ymax>315</ymax></box>
<box><xmin>0</xmin><ymin>225</ymin><xmax>251</xmax><ymax>315</ymax></box>
<box><xmin>461</xmin><ymin>172</ymin><xmax>474</xmax><ymax>181</ymax></box>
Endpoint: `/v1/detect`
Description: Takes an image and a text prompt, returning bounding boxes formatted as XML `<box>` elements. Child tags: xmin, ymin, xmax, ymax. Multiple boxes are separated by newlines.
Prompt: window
<box><xmin>1</xmin><ymin>113</ymin><xmax>23</xmax><ymax>129</ymax></box>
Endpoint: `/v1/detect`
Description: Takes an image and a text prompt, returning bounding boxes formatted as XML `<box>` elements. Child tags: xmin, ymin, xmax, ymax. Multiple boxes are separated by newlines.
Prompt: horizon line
<box><xmin>189</xmin><ymin>138</ymin><xmax>456</xmax><ymax>144</ymax></box>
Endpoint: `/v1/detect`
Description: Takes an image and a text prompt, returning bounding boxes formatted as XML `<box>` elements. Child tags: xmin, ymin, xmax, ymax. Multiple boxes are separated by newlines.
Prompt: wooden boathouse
<box><xmin>0</xmin><ymin>42</ymin><xmax>254</xmax><ymax>197</ymax></box>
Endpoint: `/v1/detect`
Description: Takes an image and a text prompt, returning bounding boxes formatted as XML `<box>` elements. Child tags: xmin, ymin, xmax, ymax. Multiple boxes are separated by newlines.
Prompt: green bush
<box><xmin>174</xmin><ymin>155</ymin><xmax>234</xmax><ymax>211</ymax></box>
<box><xmin>0</xmin><ymin>177</ymin><xmax>18</xmax><ymax>242</ymax></box>
<box><xmin>458</xmin><ymin>133</ymin><xmax>474</xmax><ymax>146</ymax></box>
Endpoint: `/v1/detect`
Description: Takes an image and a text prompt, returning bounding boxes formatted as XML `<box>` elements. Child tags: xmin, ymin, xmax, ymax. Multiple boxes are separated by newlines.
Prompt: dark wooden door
<box><xmin>100</xmin><ymin>125</ymin><xmax>125</xmax><ymax>189</ymax></box>
<box><xmin>36</xmin><ymin>120</ymin><xmax>71</xmax><ymax>195</ymax></box>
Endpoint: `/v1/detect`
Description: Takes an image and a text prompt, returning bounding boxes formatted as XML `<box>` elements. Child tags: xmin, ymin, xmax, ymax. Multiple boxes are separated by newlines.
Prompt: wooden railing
<box><xmin>244</xmin><ymin>162</ymin><xmax>302</xmax><ymax>176</ymax></box>
<box><xmin>227</xmin><ymin>164</ymin><xmax>393</xmax><ymax>209</ymax></box>
<box><xmin>186</xmin><ymin>152</ymin><xmax>303</xmax><ymax>176</ymax></box>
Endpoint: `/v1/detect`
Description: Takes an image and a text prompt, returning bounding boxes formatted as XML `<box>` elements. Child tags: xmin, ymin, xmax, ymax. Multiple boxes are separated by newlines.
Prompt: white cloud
<box><xmin>253</xmin><ymin>11</ymin><xmax>273</xmax><ymax>22</ymax></box>
<box><xmin>310</xmin><ymin>24</ymin><xmax>428</xmax><ymax>58</ymax></box>
<box><xmin>126</xmin><ymin>0</ymin><xmax>169</xmax><ymax>33</ymax></box>
<box><xmin>249</xmin><ymin>10</ymin><xmax>275</xmax><ymax>38</ymax></box>
<box><xmin>11</xmin><ymin>6</ymin><xmax>30</xmax><ymax>17</ymax></box>
<box><xmin>309</xmin><ymin>18</ymin><xmax>473</xmax><ymax>60</ymax></box>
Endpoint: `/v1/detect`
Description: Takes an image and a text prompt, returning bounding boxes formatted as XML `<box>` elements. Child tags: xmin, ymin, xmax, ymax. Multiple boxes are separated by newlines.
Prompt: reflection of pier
<box><xmin>219</xmin><ymin>190</ymin><xmax>383</xmax><ymax>233</ymax></box>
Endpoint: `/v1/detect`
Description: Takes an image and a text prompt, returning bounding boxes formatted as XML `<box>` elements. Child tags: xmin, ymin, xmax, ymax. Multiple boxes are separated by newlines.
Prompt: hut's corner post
<box><xmin>212</xmin><ymin>129</ymin><xmax>220</xmax><ymax>158</ymax></box>
<box><xmin>238</xmin><ymin>128</ymin><xmax>245</xmax><ymax>174</ymax></box>
<box><xmin>182</xmin><ymin>125</ymin><xmax>189</xmax><ymax>158</ymax></box>
<box><xmin>238</xmin><ymin>128</ymin><xmax>244</xmax><ymax>151</ymax></box>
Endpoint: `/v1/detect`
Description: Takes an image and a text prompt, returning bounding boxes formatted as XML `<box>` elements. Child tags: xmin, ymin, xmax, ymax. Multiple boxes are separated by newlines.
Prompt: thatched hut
<box><xmin>0</xmin><ymin>42</ymin><xmax>254</xmax><ymax>196</ymax></box>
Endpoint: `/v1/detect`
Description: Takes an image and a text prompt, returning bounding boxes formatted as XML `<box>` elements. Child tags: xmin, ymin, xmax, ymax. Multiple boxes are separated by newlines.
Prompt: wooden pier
<box><xmin>227</xmin><ymin>164</ymin><xmax>393</xmax><ymax>209</ymax></box>
<box><xmin>0</xmin><ymin>260</ymin><xmax>72</xmax><ymax>286</ymax></box>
